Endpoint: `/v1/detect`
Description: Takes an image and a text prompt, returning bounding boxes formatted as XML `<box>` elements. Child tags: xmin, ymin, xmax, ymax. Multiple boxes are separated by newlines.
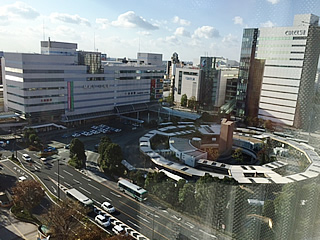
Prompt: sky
<box><xmin>0</xmin><ymin>0</ymin><xmax>320</xmax><ymax>62</ymax></box>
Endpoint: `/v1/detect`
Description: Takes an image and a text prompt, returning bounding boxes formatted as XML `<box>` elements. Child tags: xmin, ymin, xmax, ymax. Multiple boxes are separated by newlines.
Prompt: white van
<box><xmin>22</xmin><ymin>154</ymin><xmax>31</xmax><ymax>162</ymax></box>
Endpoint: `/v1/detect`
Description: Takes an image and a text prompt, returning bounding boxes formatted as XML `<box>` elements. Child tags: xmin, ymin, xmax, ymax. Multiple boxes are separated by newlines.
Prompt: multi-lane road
<box><xmin>0</xmin><ymin>126</ymin><xmax>222</xmax><ymax>240</ymax></box>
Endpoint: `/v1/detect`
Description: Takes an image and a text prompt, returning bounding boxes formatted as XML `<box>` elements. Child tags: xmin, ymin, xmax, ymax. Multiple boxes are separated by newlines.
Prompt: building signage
<box><xmin>285</xmin><ymin>30</ymin><xmax>306</xmax><ymax>36</ymax></box>
<box><xmin>185</xmin><ymin>77</ymin><xmax>196</xmax><ymax>81</ymax></box>
<box><xmin>83</xmin><ymin>84</ymin><xmax>108</xmax><ymax>89</ymax></box>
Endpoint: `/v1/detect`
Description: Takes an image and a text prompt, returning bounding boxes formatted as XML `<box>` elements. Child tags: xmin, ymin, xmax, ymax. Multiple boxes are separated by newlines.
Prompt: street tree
<box><xmin>106</xmin><ymin>235</ymin><xmax>134</xmax><ymax>240</ymax></box>
<box><xmin>75</xmin><ymin>222</ymin><xmax>108</xmax><ymax>240</ymax></box>
<box><xmin>23</xmin><ymin>128</ymin><xmax>36</xmax><ymax>144</ymax></box>
<box><xmin>99</xmin><ymin>136</ymin><xmax>112</xmax><ymax>156</ymax></box>
<box><xmin>101</xmin><ymin>143</ymin><xmax>125</xmax><ymax>176</ymax></box>
<box><xmin>45</xmin><ymin>199</ymin><xmax>86</xmax><ymax>240</ymax></box>
<box><xmin>69</xmin><ymin>138</ymin><xmax>86</xmax><ymax>169</ymax></box>
<box><xmin>12</xmin><ymin>179</ymin><xmax>45</xmax><ymax>211</ymax></box>
<box><xmin>232</xmin><ymin>148</ymin><xmax>244</xmax><ymax>163</ymax></box>
<box><xmin>181</xmin><ymin>94</ymin><xmax>187</xmax><ymax>107</ymax></box>
<box><xmin>166</xmin><ymin>94</ymin><xmax>174</xmax><ymax>105</ymax></box>
<box><xmin>188</xmin><ymin>96</ymin><xmax>196</xmax><ymax>110</ymax></box>
<box><xmin>179</xmin><ymin>183</ymin><xmax>196</xmax><ymax>213</ymax></box>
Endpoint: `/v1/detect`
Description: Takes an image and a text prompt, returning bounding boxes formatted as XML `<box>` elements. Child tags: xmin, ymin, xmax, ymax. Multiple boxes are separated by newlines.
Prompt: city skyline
<box><xmin>1</xmin><ymin>0</ymin><xmax>320</xmax><ymax>61</ymax></box>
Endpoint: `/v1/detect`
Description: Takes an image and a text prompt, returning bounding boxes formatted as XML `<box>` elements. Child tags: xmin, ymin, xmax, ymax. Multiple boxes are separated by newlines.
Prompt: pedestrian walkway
<box><xmin>0</xmin><ymin>208</ymin><xmax>38</xmax><ymax>240</ymax></box>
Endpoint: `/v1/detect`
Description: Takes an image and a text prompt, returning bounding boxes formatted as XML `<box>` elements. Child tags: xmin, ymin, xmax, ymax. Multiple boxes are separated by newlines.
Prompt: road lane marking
<box><xmin>54</xmin><ymin>172</ymin><xmax>65</xmax><ymax>179</ymax></box>
<box><xmin>51</xmin><ymin>186</ymin><xmax>57</xmax><ymax>193</ymax></box>
<box><xmin>199</xmin><ymin>229</ymin><xmax>217</xmax><ymax>239</ymax></box>
<box><xmin>64</xmin><ymin>182</ymin><xmax>71</xmax><ymax>187</ymax></box>
<box><xmin>82</xmin><ymin>176</ymin><xmax>91</xmax><ymax>181</ymax></box>
<box><xmin>79</xmin><ymin>186</ymin><xmax>91</xmax><ymax>195</ymax></box>
<box><xmin>191</xmin><ymin>235</ymin><xmax>199</xmax><ymax>240</ymax></box>
<box><xmin>127</xmin><ymin>220</ymin><xmax>141</xmax><ymax>229</ymax></box>
<box><xmin>35</xmin><ymin>162</ymin><xmax>42</xmax><ymax>167</ymax></box>
<box><xmin>116</xmin><ymin>203</ymin><xmax>170</xmax><ymax>240</ymax></box>
<box><xmin>93</xmin><ymin>199</ymin><xmax>102</xmax><ymax>205</ymax></box>
<box><xmin>73</xmin><ymin>179</ymin><xmax>81</xmax><ymax>184</ymax></box>
<box><xmin>101</xmin><ymin>195</ymin><xmax>112</xmax><ymax>202</ymax></box>
<box><xmin>110</xmin><ymin>191</ymin><xmax>121</xmax><ymax>198</ymax></box>
<box><xmin>63</xmin><ymin>170</ymin><xmax>73</xmax><ymax>176</ymax></box>
<box><xmin>185</xmin><ymin>222</ymin><xmax>195</xmax><ymax>229</ymax></box>
<box><xmin>137</xmin><ymin>215</ymin><xmax>150</xmax><ymax>223</ymax></box>
<box><xmin>145</xmin><ymin>210</ymin><xmax>160</xmax><ymax>218</ymax></box>
<box><xmin>88</xmin><ymin>183</ymin><xmax>100</xmax><ymax>191</ymax></box>
<box><xmin>171</xmin><ymin>215</ymin><xmax>181</xmax><ymax>221</ymax></box>
<box><xmin>119</xmin><ymin>200</ymin><xmax>175</xmax><ymax>234</ymax></box>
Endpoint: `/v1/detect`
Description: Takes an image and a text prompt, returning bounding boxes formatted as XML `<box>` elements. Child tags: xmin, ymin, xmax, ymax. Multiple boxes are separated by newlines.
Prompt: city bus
<box><xmin>65</xmin><ymin>188</ymin><xmax>94</xmax><ymax>212</ymax></box>
<box><xmin>117</xmin><ymin>179</ymin><xmax>147</xmax><ymax>202</ymax></box>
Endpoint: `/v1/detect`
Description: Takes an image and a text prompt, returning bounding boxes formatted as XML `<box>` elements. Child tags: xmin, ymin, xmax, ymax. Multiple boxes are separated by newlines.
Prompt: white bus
<box><xmin>117</xmin><ymin>179</ymin><xmax>147</xmax><ymax>202</ymax></box>
<box><xmin>66</xmin><ymin>188</ymin><xmax>94</xmax><ymax>211</ymax></box>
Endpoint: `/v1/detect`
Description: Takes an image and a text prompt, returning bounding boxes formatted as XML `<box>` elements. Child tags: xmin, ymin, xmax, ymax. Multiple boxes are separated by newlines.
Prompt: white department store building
<box><xmin>1</xmin><ymin>41</ymin><xmax>164</xmax><ymax>124</ymax></box>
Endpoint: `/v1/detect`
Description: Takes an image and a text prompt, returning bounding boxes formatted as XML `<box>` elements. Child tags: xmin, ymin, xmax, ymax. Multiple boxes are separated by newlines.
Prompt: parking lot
<box><xmin>45</xmin><ymin>121</ymin><xmax>151</xmax><ymax>169</ymax></box>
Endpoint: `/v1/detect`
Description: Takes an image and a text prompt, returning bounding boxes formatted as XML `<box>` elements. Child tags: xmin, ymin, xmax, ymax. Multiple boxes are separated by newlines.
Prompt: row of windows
<box><xmin>182</xmin><ymin>71</ymin><xmax>198</xmax><ymax>76</ymax></box>
<box><xmin>258</xmin><ymin>44</ymin><xmax>303</xmax><ymax>48</ymax></box>
<box><xmin>7</xmin><ymin>92</ymin><xmax>65</xmax><ymax>99</ymax></box>
<box><xmin>23</xmin><ymin>70</ymin><xmax>64</xmax><ymax>74</ymax></box>
<box><xmin>264</xmin><ymin>64</ymin><xmax>302</xmax><ymax>68</ymax></box>
<box><xmin>115</xmin><ymin>76</ymin><xmax>163</xmax><ymax>80</ymax></box>
<box><xmin>258</xmin><ymin>36</ymin><xmax>293</xmax><ymax>41</ymax></box>
<box><xmin>114</xmin><ymin>70</ymin><xmax>165</xmax><ymax>74</ymax></box>
<box><xmin>7</xmin><ymin>85</ymin><xmax>65</xmax><ymax>91</ymax></box>
<box><xmin>259</xmin><ymin>36</ymin><xmax>307</xmax><ymax>41</ymax></box>
<box><xmin>257</xmin><ymin>57</ymin><xmax>304</xmax><ymax>61</ymax></box>
<box><xmin>8</xmin><ymin>99</ymin><xmax>66</xmax><ymax>107</ymax></box>
<box><xmin>257</xmin><ymin>50</ymin><xmax>303</xmax><ymax>54</ymax></box>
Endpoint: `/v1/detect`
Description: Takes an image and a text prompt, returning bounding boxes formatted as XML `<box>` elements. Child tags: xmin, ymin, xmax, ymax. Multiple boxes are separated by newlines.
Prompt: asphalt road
<box><xmin>0</xmin><ymin>122</ymin><xmax>222</xmax><ymax>240</ymax></box>
<box><xmin>8</xmin><ymin>148</ymin><xmax>220</xmax><ymax>240</ymax></box>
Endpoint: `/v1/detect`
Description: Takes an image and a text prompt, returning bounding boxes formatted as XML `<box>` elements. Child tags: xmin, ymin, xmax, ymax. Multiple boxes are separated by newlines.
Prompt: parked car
<box><xmin>112</xmin><ymin>225</ymin><xmax>127</xmax><ymax>235</ymax></box>
<box><xmin>22</xmin><ymin>153</ymin><xmax>31</xmax><ymax>162</ymax></box>
<box><xmin>101</xmin><ymin>201</ymin><xmax>116</xmax><ymax>213</ymax></box>
<box><xmin>64</xmin><ymin>144</ymin><xmax>70</xmax><ymax>149</ymax></box>
<box><xmin>95</xmin><ymin>214</ymin><xmax>111</xmax><ymax>227</ymax></box>
<box><xmin>18</xmin><ymin>176</ymin><xmax>27</xmax><ymax>182</ymax></box>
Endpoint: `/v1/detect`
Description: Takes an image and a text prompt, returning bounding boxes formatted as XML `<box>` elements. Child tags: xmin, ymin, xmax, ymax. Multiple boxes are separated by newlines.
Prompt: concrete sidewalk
<box><xmin>0</xmin><ymin>208</ymin><xmax>38</xmax><ymax>240</ymax></box>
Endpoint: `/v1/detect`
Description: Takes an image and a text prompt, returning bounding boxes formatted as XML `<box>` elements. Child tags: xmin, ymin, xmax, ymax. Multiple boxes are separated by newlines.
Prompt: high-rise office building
<box><xmin>236</xmin><ymin>14</ymin><xmax>320</xmax><ymax>129</ymax></box>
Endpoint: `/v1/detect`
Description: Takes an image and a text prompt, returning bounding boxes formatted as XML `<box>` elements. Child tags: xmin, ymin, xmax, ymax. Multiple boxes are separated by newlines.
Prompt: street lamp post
<box><xmin>57</xmin><ymin>158</ymin><xmax>60</xmax><ymax>199</ymax></box>
<box><xmin>152</xmin><ymin>209</ymin><xmax>155</xmax><ymax>240</ymax></box>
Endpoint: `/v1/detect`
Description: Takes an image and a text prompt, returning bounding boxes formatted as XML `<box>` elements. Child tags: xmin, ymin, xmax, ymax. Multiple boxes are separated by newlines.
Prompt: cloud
<box><xmin>137</xmin><ymin>31</ymin><xmax>151</xmax><ymax>36</ymax></box>
<box><xmin>0</xmin><ymin>1</ymin><xmax>39</xmax><ymax>20</ymax></box>
<box><xmin>233</xmin><ymin>16</ymin><xmax>243</xmax><ymax>25</ymax></box>
<box><xmin>174</xmin><ymin>27</ymin><xmax>191</xmax><ymax>37</ymax></box>
<box><xmin>50</xmin><ymin>25</ymin><xmax>81</xmax><ymax>40</ymax></box>
<box><xmin>96</xmin><ymin>18</ymin><xmax>109</xmax><ymax>29</ymax></box>
<box><xmin>222</xmin><ymin>34</ymin><xmax>239</xmax><ymax>46</ymax></box>
<box><xmin>173</xmin><ymin>16</ymin><xmax>191</xmax><ymax>26</ymax></box>
<box><xmin>50</xmin><ymin>12</ymin><xmax>91</xmax><ymax>27</ymax></box>
<box><xmin>267</xmin><ymin>0</ymin><xmax>280</xmax><ymax>4</ymax></box>
<box><xmin>111</xmin><ymin>11</ymin><xmax>158</xmax><ymax>30</ymax></box>
<box><xmin>192</xmin><ymin>26</ymin><xmax>220</xmax><ymax>39</ymax></box>
<box><xmin>260</xmin><ymin>20</ymin><xmax>276</xmax><ymax>27</ymax></box>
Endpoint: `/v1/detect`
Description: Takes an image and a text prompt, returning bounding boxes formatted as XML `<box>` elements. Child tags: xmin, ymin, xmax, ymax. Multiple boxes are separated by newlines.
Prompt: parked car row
<box><xmin>93</xmin><ymin>202</ymin><xmax>127</xmax><ymax>235</ymax></box>
<box><xmin>71</xmin><ymin>124</ymin><xmax>122</xmax><ymax>138</ymax></box>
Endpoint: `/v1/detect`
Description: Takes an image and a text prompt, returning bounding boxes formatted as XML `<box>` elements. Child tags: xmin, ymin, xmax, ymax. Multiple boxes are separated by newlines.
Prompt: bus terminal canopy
<box><xmin>23</xmin><ymin>123</ymin><xmax>67</xmax><ymax>130</ymax></box>
<box><xmin>119</xmin><ymin>115</ymin><xmax>144</xmax><ymax>124</ymax></box>
<box><xmin>162</xmin><ymin>107</ymin><xmax>201</xmax><ymax>120</ymax></box>
<box><xmin>114</xmin><ymin>103</ymin><xmax>149</xmax><ymax>114</ymax></box>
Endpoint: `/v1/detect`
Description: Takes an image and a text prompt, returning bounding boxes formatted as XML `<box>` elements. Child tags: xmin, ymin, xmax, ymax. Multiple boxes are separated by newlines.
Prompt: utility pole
<box><xmin>152</xmin><ymin>209</ymin><xmax>155</xmax><ymax>240</ymax></box>
<box><xmin>57</xmin><ymin>158</ymin><xmax>60</xmax><ymax>199</ymax></box>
